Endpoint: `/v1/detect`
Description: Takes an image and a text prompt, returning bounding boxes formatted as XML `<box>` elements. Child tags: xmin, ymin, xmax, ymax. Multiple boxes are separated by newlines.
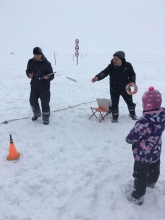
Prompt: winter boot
<box><xmin>111</xmin><ymin>117</ymin><xmax>118</xmax><ymax>123</ymax></box>
<box><xmin>129</xmin><ymin>113</ymin><xmax>138</xmax><ymax>120</ymax></box>
<box><xmin>32</xmin><ymin>116</ymin><xmax>39</xmax><ymax>121</ymax></box>
<box><xmin>111</xmin><ymin>110</ymin><xmax>118</xmax><ymax>123</ymax></box>
<box><xmin>127</xmin><ymin>194</ymin><xmax>144</xmax><ymax>205</ymax></box>
<box><xmin>128</xmin><ymin>105</ymin><xmax>137</xmax><ymax>120</ymax></box>
<box><xmin>31</xmin><ymin>106</ymin><xmax>41</xmax><ymax>121</ymax></box>
<box><xmin>43</xmin><ymin>120</ymin><xmax>49</xmax><ymax>125</ymax></box>
<box><xmin>42</xmin><ymin>112</ymin><xmax>50</xmax><ymax>125</ymax></box>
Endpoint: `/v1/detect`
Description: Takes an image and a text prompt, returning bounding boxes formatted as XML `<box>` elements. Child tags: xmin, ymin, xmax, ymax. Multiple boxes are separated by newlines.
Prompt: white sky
<box><xmin>0</xmin><ymin>0</ymin><xmax>165</xmax><ymax>54</ymax></box>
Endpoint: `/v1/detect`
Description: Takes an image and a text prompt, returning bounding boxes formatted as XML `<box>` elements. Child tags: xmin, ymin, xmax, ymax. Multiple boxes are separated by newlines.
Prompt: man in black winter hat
<box><xmin>26</xmin><ymin>47</ymin><xmax>54</xmax><ymax>125</ymax></box>
<box><xmin>91</xmin><ymin>51</ymin><xmax>137</xmax><ymax>123</ymax></box>
<box><xmin>113</xmin><ymin>51</ymin><xmax>125</xmax><ymax>61</ymax></box>
<box><xmin>33</xmin><ymin>47</ymin><xmax>43</xmax><ymax>55</ymax></box>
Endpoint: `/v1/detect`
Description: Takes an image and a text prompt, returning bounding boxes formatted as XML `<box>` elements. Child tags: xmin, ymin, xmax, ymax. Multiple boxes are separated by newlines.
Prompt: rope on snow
<box><xmin>0</xmin><ymin>100</ymin><xmax>96</xmax><ymax>125</ymax></box>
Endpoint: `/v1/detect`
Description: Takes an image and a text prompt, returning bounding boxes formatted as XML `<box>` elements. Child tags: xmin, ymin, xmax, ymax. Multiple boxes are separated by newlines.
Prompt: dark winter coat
<box><xmin>95</xmin><ymin>59</ymin><xmax>136</xmax><ymax>90</ymax></box>
<box><xmin>26</xmin><ymin>56</ymin><xmax>54</xmax><ymax>90</ymax></box>
<box><xmin>125</xmin><ymin>108</ymin><xmax>165</xmax><ymax>164</ymax></box>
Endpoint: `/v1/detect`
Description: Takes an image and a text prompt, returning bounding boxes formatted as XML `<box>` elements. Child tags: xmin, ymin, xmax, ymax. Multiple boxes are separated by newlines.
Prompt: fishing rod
<box><xmin>39</xmin><ymin>72</ymin><xmax>56</xmax><ymax>80</ymax></box>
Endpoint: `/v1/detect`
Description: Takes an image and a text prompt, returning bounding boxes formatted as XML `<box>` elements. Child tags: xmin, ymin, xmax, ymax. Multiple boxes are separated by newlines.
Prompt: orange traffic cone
<box><xmin>6</xmin><ymin>134</ymin><xmax>20</xmax><ymax>161</ymax></box>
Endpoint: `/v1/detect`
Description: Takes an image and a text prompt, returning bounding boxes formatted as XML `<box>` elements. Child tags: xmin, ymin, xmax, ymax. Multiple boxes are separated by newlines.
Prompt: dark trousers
<box><xmin>110</xmin><ymin>89</ymin><xmax>136</xmax><ymax>118</ymax></box>
<box><xmin>30</xmin><ymin>87</ymin><xmax>50</xmax><ymax>120</ymax></box>
<box><xmin>132</xmin><ymin>160</ymin><xmax>160</xmax><ymax>198</ymax></box>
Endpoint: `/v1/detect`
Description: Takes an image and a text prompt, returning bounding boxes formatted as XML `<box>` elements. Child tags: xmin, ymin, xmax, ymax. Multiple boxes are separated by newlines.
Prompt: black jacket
<box><xmin>95</xmin><ymin>59</ymin><xmax>136</xmax><ymax>90</ymax></box>
<box><xmin>26</xmin><ymin>55</ymin><xmax>54</xmax><ymax>90</ymax></box>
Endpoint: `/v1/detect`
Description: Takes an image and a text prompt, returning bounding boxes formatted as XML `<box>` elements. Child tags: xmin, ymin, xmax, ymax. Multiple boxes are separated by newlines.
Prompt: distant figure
<box><xmin>26</xmin><ymin>47</ymin><xmax>54</xmax><ymax>125</ymax></box>
<box><xmin>126</xmin><ymin>87</ymin><xmax>165</xmax><ymax>205</ymax></box>
<box><xmin>91</xmin><ymin>51</ymin><xmax>137</xmax><ymax>123</ymax></box>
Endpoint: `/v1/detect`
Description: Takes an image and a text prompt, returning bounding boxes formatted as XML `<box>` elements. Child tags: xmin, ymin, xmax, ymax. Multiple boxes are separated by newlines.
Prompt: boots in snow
<box><xmin>127</xmin><ymin>194</ymin><xmax>144</xmax><ymax>205</ymax></box>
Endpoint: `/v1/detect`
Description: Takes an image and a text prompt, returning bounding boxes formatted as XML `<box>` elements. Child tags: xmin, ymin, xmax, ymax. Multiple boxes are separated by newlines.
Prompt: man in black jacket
<box><xmin>91</xmin><ymin>51</ymin><xmax>137</xmax><ymax>123</ymax></box>
<box><xmin>26</xmin><ymin>47</ymin><xmax>54</xmax><ymax>125</ymax></box>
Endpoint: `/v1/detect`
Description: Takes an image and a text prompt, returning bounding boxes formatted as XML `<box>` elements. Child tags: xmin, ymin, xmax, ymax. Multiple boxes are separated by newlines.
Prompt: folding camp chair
<box><xmin>89</xmin><ymin>98</ymin><xmax>112</xmax><ymax>122</ymax></box>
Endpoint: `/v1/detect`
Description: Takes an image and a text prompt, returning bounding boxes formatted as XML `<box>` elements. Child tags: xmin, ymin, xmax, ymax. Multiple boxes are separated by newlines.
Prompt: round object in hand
<box><xmin>126</xmin><ymin>83</ymin><xmax>138</xmax><ymax>95</ymax></box>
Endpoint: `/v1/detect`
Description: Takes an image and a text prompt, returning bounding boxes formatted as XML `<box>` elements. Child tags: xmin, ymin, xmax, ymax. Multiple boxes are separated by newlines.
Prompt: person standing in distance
<box><xmin>26</xmin><ymin>47</ymin><xmax>54</xmax><ymax>125</ymax></box>
<box><xmin>91</xmin><ymin>51</ymin><xmax>137</xmax><ymax>123</ymax></box>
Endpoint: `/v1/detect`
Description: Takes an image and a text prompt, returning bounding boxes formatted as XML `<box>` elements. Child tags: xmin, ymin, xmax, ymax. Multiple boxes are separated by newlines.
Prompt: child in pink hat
<box><xmin>126</xmin><ymin>86</ymin><xmax>165</xmax><ymax>205</ymax></box>
<box><xmin>142</xmin><ymin>86</ymin><xmax>162</xmax><ymax>111</ymax></box>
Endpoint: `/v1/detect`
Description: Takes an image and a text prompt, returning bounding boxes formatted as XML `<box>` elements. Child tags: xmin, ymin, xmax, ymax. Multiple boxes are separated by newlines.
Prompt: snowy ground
<box><xmin>0</xmin><ymin>53</ymin><xmax>165</xmax><ymax>220</ymax></box>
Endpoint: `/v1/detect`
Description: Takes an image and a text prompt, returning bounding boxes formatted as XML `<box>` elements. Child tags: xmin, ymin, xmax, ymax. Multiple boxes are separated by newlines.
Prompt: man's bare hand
<box><xmin>91</xmin><ymin>77</ymin><xmax>98</xmax><ymax>83</ymax></box>
<box><xmin>43</xmin><ymin>75</ymin><xmax>50</xmax><ymax>80</ymax></box>
<box><xmin>29</xmin><ymin>73</ymin><xmax>33</xmax><ymax>78</ymax></box>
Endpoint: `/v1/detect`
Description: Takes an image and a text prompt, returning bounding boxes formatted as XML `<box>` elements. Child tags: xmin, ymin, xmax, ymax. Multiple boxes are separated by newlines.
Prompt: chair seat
<box><xmin>91</xmin><ymin>107</ymin><xmax>108</xmax><ymax>113</ymax></box>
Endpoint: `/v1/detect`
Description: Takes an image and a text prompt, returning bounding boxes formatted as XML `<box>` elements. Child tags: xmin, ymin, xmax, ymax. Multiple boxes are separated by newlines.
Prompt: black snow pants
<box><xmin>30</xmin><ymin>86</ymin><xmax>50</xmax><ymax>121</ymax></box>
<box><xmin>132</xmin><ymin>160</ymin><xmax>160</xmax><ymax>198</ymax></box>
<box><xmin>110</xmin><ymin>89</ymin><xmax>136</xmax><ymax>118</ymax></box>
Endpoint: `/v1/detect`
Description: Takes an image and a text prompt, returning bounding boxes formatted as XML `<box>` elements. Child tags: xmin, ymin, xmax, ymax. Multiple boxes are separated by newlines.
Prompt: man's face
<box><xmin>34</xmin><ymin>54</ymin><xmax>42</xmax><ymax>61</ymax></box>
<box><xmin>113</xmin><ymin>56</ymin><xmax>122</xmax><ymax>66</ymax></box>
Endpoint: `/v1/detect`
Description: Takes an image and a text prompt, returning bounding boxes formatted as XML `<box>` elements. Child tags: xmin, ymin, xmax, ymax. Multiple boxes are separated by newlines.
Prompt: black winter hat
<box><xmin>33</xmin><ymin>47</ymin><xmax>43</xmax><ymax>55</ymax></box>
<box><xmin>113</xmin><ymin>51</ymin><xmax>125</xmax><ymax>60</ymax></box>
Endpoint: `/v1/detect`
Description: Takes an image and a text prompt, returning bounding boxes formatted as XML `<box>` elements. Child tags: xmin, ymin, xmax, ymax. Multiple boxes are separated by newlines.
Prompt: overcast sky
<box><xmin>0</xmin><ymin>0</ymin><xmax>165</xmax><ymax>55</ymax></box>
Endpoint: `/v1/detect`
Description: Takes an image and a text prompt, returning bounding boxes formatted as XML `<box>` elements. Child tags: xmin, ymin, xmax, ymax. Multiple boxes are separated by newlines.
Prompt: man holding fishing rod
<box><xmin>26</xmin><ymin>47</ymin><xmax>55</xmax><ymax>125</ymax></box>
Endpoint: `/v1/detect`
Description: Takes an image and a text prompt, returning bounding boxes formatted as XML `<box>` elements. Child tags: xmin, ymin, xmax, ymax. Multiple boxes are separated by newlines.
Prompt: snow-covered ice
<box><xmin>0</xmin><ymin>52</ymin><xmax>165</xmax><ymax>220</ymax></box>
